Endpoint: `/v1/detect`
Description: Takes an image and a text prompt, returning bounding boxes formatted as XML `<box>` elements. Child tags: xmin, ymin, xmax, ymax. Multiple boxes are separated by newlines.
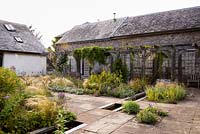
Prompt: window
<box><xmin>4</xmin><ymin>24</ymin><xmax>15</xmax><ymax>31</ymax></box>
<box><xmin>0</xmin><ymin>53</ymin><xmax>3</xmax><ymax>67</ymax></box>
<box><xmin>14</xmin><ymin>36</ymin><xmax>23</xmax><ymax>43</ymax></box>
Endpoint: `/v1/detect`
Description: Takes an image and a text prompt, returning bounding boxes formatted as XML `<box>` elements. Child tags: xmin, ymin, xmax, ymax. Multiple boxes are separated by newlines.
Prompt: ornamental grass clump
<box><xmin>146</xmin><ymin>82</ymin><xmax>186</xmax><ymax>103</ymax></box>
<box><xmin>22</xmin><ymin>75</ymin><xmax>54</xmax><ymax>96</ymax></box>
<box><xmin>48</xmin><ymin>77</ymin><xmax>75</xmax><ymax>93</ymax></box>
<box><xmin>129</xmin><ymin>78</ymin><xmax>147</xmax><ymax>93</ymax></box>
<box><xmin>51</xmin><ymin>77</ymin><xmax>74</xmax><ymax>88</ymax></box>
<box><xmin>122</xmin><ymin>101</ymin><xmax>140</xmax><ymax>114</ymax></box>
<box><xmin>25</xmin><ymin>86</ymin><xmax>49</xmax><ymax>96</ymax></box>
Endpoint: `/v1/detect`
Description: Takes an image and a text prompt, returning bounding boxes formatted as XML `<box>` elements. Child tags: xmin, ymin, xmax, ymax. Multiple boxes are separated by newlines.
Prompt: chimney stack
<box><xmin>113</xmin><ymin>13</ymin><xmax>116</xmax><ymax>22</ymax></box>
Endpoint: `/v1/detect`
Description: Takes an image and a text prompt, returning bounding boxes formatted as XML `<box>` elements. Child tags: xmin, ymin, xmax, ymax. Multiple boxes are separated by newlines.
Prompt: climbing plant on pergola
<box><xmin>61</xmin><ymin>43</ymin><xmax>200</xmax><ymax>83</ymax></box>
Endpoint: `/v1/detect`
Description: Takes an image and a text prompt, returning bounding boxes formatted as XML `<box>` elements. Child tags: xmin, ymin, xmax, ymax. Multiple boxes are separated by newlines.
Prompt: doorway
<box><xmin>0</xmin><ymin>53</ymin><xmax>3</xmax><ymax>67</ymax></box>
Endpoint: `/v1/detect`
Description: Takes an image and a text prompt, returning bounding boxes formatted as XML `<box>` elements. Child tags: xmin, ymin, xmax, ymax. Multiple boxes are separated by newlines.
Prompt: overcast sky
<box><xmin>0</xmin><ymin>0</ymin><xmax>200</xmax><ymax>47</ymax></box>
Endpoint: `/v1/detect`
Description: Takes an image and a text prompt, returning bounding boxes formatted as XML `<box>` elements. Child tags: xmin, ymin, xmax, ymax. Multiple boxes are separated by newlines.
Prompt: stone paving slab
<box><xmin>68</xmin><ymin>107</ymin><xmax>89</xmax><ymax>115</ymax></box>
<box><xmin>96</xmin><ymin>123</ymin><xmax>121</xmax><ymax>134</ymax></box>
<box><xmin>98</xmin><ymin>112</ymin><xmax>133</xmax><ymax>125</ymax></box>
<box><xmin>71</xmin><ymin>129</ymin><xmax>97</xmax><ymax>134</ymax></box>
<box><xmin>166</xmin><ymin>113</ymin><xmax>194</xmax><ymax>123</ymax></box>
<box><xmin>84</xmin><ymin>121</ymin><xmax>118</xmax><ymax>133</ymax></box>
<box><xmin>157</xmin><ymin>118</ymin><xmax>191</xmax><ymax>134</ymax></box>
<box><xmin>169</xmin><ymin>106</ymin><xmax>196</xmax><ymax>116</ymax></box>
<box><xmin>63</xmin><ymin>88</ymin><xmax>200</xmax><ymax>134</ymax></box>
<box><xmin>65</xmin><ymin>93</ymin><xmax>121</xmax><ymax>116</ymax></box>
<box><xmin>77</xmin><ymin>103</ymin><xmax>100</xmax><ymax>110</ymax></box>
<box><xmin>190</xmin><ymin>124</ymin><xmax>200</xmax><ymax>134</ymax></box>
<box><xmin>111</xmin><ymin>121</ymin><xmax>158</xmax><ymax>134</ymax></box>
<box><xmin>137</xmin><ymin>100</ymin><xmax>176</xmax><ymax>110</ymax></box>
<box><xmin>77</xmin><ymin>113</ymin><xmax>103</xmax><ymax>125</ymax></box>
<box><xmin>84</xmin><ymin>112</ymin><xmax>133</xmax><ymax>133</ymax></box>
<box><xmin>86</xmin><ymin>108</ymin><xmax>113</xmax><ymax>117</ymax></box>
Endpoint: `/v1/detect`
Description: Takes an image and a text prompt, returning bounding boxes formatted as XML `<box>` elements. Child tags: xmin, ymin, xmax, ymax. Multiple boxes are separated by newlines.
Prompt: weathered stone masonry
<box><xmin>55</xmin><ymin>6</ymin><xmax>200</xmax><ymax>83</ymax></box>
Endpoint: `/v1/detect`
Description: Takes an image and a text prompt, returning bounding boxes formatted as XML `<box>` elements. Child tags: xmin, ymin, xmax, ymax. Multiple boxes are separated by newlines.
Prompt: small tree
<box><xmin>56</xmin><ymin>52</ymin><xmax>68</xmax><ymax>74</ymax></box>
<box><xmin>47</xmin><ymin>38</ymin><xmax>59</xmax><ymax>71</ymax></box>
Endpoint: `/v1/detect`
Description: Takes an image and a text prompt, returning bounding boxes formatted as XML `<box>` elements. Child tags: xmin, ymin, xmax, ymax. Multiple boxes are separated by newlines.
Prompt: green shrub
<box><xmin>0</xmin><ymin>67</ymin><xmax>24</xmax><ymax>93</ymax></box>
<box><xmin>136</xmin><ymin>106</ymin><xmax>168</xmax><ymax>124</ymax></box>
<box><xmin>157</xmin><ymin>110</ymin><xmax>168</xmax><ymax>117</ymax></box>
<box><xmin>146</xmin><ymin>82</ymin><xmax>186</xmax><ymax>103</ymax></box>
<box><xmin>0</xmin><ymin>92</ymin><xmax>26</xmax><ymax>126</ymax></box>
<box><xmin>106</xmin><ymin>83</ymin><xmax>135</xmax><ymax>98</ymax></box>
<box><xmin>0</xmin><ymin>69</ymin><xmax>76</xmax><ymax>133</ymax></box>
<box><xmin>122</xmin><ymin>101</ymin><xmax>140</xmax><ymax>114</ymax></box>
<box><xmin>0</xmin><ymin>68</ymin><xmax>24</xmax><ymax>110</ymax></box>
<box><xmin>83</xmin><ymin>72</ymin><xmax>135</xmax><ymax>98</ymax></box>
<box><xmin>0</xmin><ymin>94</ymin><xmax>59</xmax><ymax>133</ymax></box>
<box><xmin>144</xmin><ymin>107</ymin><xmax>168</xmax><ymax>117</ymax></box>
<box><xmin>0</xmin><ymin>92</ymin><xmax>76</xmax><ymax>133</ymax></box>
<box><xmin>84</xmin><ymin>71</ymin><xmax>122</xmax><ymax>97</ymax></box>
<box><xmin>54</xmin><ymin>109</ymin><xmax>76</xmax><ymax>134</ymax></box>
<box><xmin>67</xmin><ymin>76</ymin><xmax>83</xmax><ymax>88</ymax></box>
<box><xmin>136</xmin><ymin>109</ymin><xmax>158</xmax><ymax>124</ymax></box>
<box><xmin>114</xmin><ymin>84</ymin><xmax>135</xmax><ymax>98</ymax></box>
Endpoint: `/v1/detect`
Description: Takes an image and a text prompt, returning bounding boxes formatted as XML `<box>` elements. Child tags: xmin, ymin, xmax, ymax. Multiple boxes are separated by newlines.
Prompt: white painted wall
<box><xmin>3</xmin><ymin>52</ymin><xmax>46</xmax><ymax>76</ymax></box>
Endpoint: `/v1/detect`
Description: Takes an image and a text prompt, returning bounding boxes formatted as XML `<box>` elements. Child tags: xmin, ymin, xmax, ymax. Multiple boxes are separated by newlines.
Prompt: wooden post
<box><xmin>141</xmin><ymin>49</ymin><xmax>146</xmax><ymax>79</ymax></box>
<box><xmin>110</xmin><ymin>55</ymin><xmax>113</xmax><ymax>73</ymax></box>
<box><xmin>75</xmin><ymin>57</ymin><xmax>81</xmax><ymax>78</ymax></box>
<box><xmin>82</xmin><ymin>58</ymin><xmax>84</xmax><ymax>76</ymax></box>
<box><xmin>152</xmin><ymin>55</ymin><xmax>158</xmax><ymax>83</ymax></box>
<box><xmin>130</xmin><ymin>53</ymin><xmax>134</xmax><ymax>80</ymax></box>
<box><xmin>178</xmin><ymin>53</ymin><xmax>182</xmax><ymax>82</ymax></box>
<box><xmin>171</xmin><ymin>48</ymin><xmax>176</xmax><ymax>81</ymax></box>
<box><xmin>69</xmin><ymin>58</ymin><xmax>71</xmax><ymax>73</ymax></box>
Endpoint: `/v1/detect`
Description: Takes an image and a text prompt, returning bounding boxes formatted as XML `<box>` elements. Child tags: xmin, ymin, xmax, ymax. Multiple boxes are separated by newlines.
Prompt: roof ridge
<box><xmin>0</xmin><ymin>19</ymin><xmax>27</xmax><ymax>27</ymax></box>
<box><xmin>127</xmin><ymin>6</ymin><xmax>200</xmax><ymax>19</ymax></box>
<box><xmin>110</xmin><ymin>17</ymin><xmax>129</xmax><ymax>37</ymax></box>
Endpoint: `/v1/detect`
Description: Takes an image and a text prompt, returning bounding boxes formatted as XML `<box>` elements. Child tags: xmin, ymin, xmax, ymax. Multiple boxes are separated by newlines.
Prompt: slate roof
<box><xmin>55</xmin><ymin>31</ymin><xmax>69</xmax><ymax>39</ymax></box>
<box><xmin>114</xmin><ymin>6</ymin><xmax>200</xmax><ymax>37</ymax></box>
<box><xmin>0</xmin><ymin>20</ymin><xmax>45</xmax><ymax>54</ymax></box>
<box><xmin>57</xmin><ymin>6</ymin><xmax>200</xmax><ymax>44</ymax></box>
<box><xmin>57</xmin><ymin>18</ymin><xmax>127</xmax><ymax>43</ymax></box>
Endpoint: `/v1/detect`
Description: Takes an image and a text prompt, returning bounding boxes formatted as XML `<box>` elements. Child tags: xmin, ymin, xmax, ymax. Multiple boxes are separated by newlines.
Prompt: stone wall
<box><xmin>56</xmin><ymin>31</ymin><xmax>200</xmax><ymax>51</ymax></box>
<box><xmin>56</xmin><ymin>30</ymin><xmax>200</xmax><ymax>81</ymax></box>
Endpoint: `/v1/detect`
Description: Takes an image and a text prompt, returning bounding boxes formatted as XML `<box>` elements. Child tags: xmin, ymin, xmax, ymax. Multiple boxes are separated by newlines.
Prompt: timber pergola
<box><xmin>61</xmin><ymin>44</ymin><xmax>200</xmax><ymax>83</ymax></box>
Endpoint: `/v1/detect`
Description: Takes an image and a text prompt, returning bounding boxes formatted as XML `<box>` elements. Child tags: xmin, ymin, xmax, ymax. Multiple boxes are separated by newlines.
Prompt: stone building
<box><xmin>55</xmin><ymin>6</ymin><xmax>200</xmax><ymax>84</ymax></box>
<box><xmin>0</xmin><ymin>20</ymin><xmax>46</xmax><ymax>76</ymax></box>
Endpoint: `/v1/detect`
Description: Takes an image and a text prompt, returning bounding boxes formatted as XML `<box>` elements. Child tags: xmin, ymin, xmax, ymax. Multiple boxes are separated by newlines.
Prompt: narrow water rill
<box><xmin>30</xmin><ymin>121</ymin><xmax>86</xmax><ymax>134</ymax></box>
<box><xmin>101</xmin><ymin>103</ymin><xmax>122</xmax><ymax>111</ymax></box>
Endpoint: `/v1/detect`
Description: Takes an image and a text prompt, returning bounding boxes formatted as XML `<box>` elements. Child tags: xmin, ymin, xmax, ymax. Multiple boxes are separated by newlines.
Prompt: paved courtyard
<box><xmin>64</xmin><ymin>88</ymin><xmax>200</xmax><ymax>134</ymax></box>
